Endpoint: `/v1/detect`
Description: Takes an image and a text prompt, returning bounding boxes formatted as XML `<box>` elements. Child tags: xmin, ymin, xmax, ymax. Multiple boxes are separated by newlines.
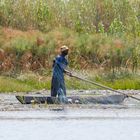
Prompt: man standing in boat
<box><xmin>51</xmin><ymin>45</ymin><xmax>72</xmax><ymax>102</ymax></box>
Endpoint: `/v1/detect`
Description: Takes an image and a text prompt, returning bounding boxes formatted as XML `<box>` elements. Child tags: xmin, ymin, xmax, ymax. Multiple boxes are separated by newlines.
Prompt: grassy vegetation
<box><xmin>0</xmin><ymin>0</ymin><xmax>140</xmax><ymax>33</ymax></box>
<box><xmin>0</xmin><ymin>71</ymin><xmax>140</xmax><ymax>92</ymax></box>
<box><xmin>98</xmin><ymin>72</ymin><xmax>140</xmax><ymax>90</ymax></box>
<box><xmin>0</xmin><ymin>73</ymin><xmax>50</xmax><ymax>92</ymax></box>
<box><xmin>105</xmin><ymin>78</ymin><xmax>140</xmax><ymax>90</ymax></box>
<box><xmin>0</xmin><ymin>73</ymin><xmax>95</xmax><ymax>92</ymax></box>
<box><xmin>0</xmin><ymin>0</ymin><xmax>140</xmax><ymax>92</ymax></box>
<box><xmin>0</xmin><ymin>28</ymin><xmax>140</xmax><ymax>74</ymax></box>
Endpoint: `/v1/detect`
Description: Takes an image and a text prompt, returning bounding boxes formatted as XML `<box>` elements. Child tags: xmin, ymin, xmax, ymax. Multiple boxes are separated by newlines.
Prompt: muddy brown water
<box><xmin>0</xmin><ymin>90</ymin><xmax>140</xmax><ymax>140</ymax></box>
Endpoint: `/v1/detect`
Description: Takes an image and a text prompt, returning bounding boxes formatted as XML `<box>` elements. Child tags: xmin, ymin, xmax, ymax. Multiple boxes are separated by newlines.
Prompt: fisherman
<box><xmin>51</xmin><ymin>45</ymin><xmax>72</xmax><ymax>103</ymax></box>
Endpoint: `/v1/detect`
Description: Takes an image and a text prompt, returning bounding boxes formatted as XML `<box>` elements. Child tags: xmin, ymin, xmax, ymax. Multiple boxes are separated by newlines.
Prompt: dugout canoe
<box><xmin>16</xmin><ymin>94</ymin><xmax>127</xmax><ymax>104</ymax></box>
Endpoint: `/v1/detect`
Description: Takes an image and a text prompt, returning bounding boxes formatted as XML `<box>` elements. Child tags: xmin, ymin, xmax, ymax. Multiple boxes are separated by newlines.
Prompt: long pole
<box><xmin>71</xmin><ymin>74</ymin><xmax>140</xmax><ymax>101</ymax></box>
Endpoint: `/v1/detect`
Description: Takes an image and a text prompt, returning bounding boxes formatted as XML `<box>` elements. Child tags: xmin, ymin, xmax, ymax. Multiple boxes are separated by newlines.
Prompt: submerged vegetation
<box><xmin>0</xmin><ymin>0</ymin><xmax>140</xmax><ymax>91</ymax></box>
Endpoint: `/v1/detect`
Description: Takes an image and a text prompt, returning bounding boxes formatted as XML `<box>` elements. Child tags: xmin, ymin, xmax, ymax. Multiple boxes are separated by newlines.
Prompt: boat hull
<box><xmin>16</xmin><ymin>94</ymin><xmax>127</xmax><ymax>104</ymax></box>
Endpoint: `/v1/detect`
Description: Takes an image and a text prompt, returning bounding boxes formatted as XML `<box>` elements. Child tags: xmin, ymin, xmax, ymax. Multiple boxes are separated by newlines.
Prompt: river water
<box><xmin>0</xmin><ymin>90</ymin><xmax>140</xmax><ymax>140</ymax></box>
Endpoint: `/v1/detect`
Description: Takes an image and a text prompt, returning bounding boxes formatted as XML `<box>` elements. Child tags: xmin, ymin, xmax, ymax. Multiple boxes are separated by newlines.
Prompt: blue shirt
<box><xmin>53</xmin><ymin>54</ymin><xmax>68</xmax><ymax>81</ymax></box>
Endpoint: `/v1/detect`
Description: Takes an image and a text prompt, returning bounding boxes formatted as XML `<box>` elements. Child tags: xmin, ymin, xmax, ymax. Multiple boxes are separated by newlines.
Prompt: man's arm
<box><xmin>52</xmin><ymin>59</ymin><xmax>55</xmax><ymax>68</ymax></box>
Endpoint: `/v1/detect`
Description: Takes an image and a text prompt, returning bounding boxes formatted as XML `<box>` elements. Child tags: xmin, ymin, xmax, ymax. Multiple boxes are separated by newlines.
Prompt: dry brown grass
<box><xmin>1</xmin><ymin>27</ymin><xmax>43</xmax><ymax>44</ymax></box>
<box><xmin>0</xmin><ymin>27</ymin><xmax>140</xmax><ymax>74</ymax></box>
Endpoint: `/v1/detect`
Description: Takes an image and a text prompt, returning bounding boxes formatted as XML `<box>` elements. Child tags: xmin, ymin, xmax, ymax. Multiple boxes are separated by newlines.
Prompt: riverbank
<box><xmin>0</xmin><ymin>0</ymin><xmax>140</xmax><ymax>92</ymax></box>
<box><xmin>0</xmin><ymin>26</ymin><xmax>140</xmax><ymax>92</ymax></box>
<box><xmin>0</xmin><ymin>71</ymin><xmax>140</xmax><ymax>92</ymax></box>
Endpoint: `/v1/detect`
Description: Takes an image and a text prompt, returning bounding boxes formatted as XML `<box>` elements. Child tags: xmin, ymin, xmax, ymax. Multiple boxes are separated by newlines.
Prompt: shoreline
<box><xmin>0</xmin><ymin>90</ymin><xmax>140</xmax><ymax>111</ymax></box>
<box><xmin>1</xmin><ymin>89</ymin><xmax>140</xmax><ymax>95</ymax></box>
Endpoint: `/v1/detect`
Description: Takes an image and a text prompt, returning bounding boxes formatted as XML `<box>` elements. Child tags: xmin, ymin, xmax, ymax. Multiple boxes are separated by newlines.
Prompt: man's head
<box><xmin>60</xmin><ymin>45</ymin><xmax>69</xmax><ymax>56</ymax></box>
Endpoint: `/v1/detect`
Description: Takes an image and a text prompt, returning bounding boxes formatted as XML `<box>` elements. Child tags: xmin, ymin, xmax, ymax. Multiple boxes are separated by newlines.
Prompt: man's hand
<box><xmin>64</xmin><ymin>70</ymin><xmax>73</xmax><ymax>77</ymax></box>
<box><xmin>67</xmin><ymin>72</ymin><xmax>72</xmax><ymax>77</ymax></box>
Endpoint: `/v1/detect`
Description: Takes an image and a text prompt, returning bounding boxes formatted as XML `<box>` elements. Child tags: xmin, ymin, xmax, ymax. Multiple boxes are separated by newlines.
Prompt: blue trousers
<box><xmin>51</xmin><ymin>76</ymin><xmax>66</xmax><ymax>97</ymax></box>
<box><xmin>51</xmin><ymin>76</ymin><xmax>68</xmax><ymax>103</ymax></box>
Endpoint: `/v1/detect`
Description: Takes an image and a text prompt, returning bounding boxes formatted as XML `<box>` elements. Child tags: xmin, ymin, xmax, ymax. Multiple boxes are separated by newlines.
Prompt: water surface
<box><xmin>0</xmin><ymin>91</ymin><xmax>140</xmax><ymax>140</ymax></box>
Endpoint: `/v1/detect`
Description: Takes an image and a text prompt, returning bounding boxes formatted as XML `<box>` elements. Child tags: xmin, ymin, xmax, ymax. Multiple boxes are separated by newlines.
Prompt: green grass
<box><xmin>0</xmin><ymin>74</ymin><xmax>96</xmax><ymax>93</ymax></box>
<box><xmin>0</xmin><ymin>72</ymin><xmax>140</xmax><ymax>93</ymax></box>
<box><xmin>97</xmin><ymin>72</ymin><xmax>140</xmax><ymax>90</ymax></box>
<box><xmin>0</xmin><ymin>76</ymin><xmax>33</xmax><ymax>92</ymax></box>
<box><xmin>65</xmin><ymin>76</ymin><xmax>97</xmax><ymax>90</ymax></box>
<box><xmin>103</xmin><ymin>78</ymin><xmax>140</xmax><ymax>90</ymax></box>
<box><xmin>0</xmin><ymin>75</ymin><xmax>51</xmax><ymax>92</ymax></box>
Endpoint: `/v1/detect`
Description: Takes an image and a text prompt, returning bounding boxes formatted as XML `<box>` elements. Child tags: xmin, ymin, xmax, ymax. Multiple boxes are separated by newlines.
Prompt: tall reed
<box><xmin>0</xmin><ymin>0</ymin><xmax>140</xmax><ymax>36</ymax></box>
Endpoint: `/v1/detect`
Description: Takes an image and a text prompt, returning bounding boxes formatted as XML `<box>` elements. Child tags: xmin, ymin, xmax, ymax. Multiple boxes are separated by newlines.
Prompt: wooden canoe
<box><xmin>16</xmin><ymin>94</ymin><xmax>127</xmax><ymax>104</ymax></box>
